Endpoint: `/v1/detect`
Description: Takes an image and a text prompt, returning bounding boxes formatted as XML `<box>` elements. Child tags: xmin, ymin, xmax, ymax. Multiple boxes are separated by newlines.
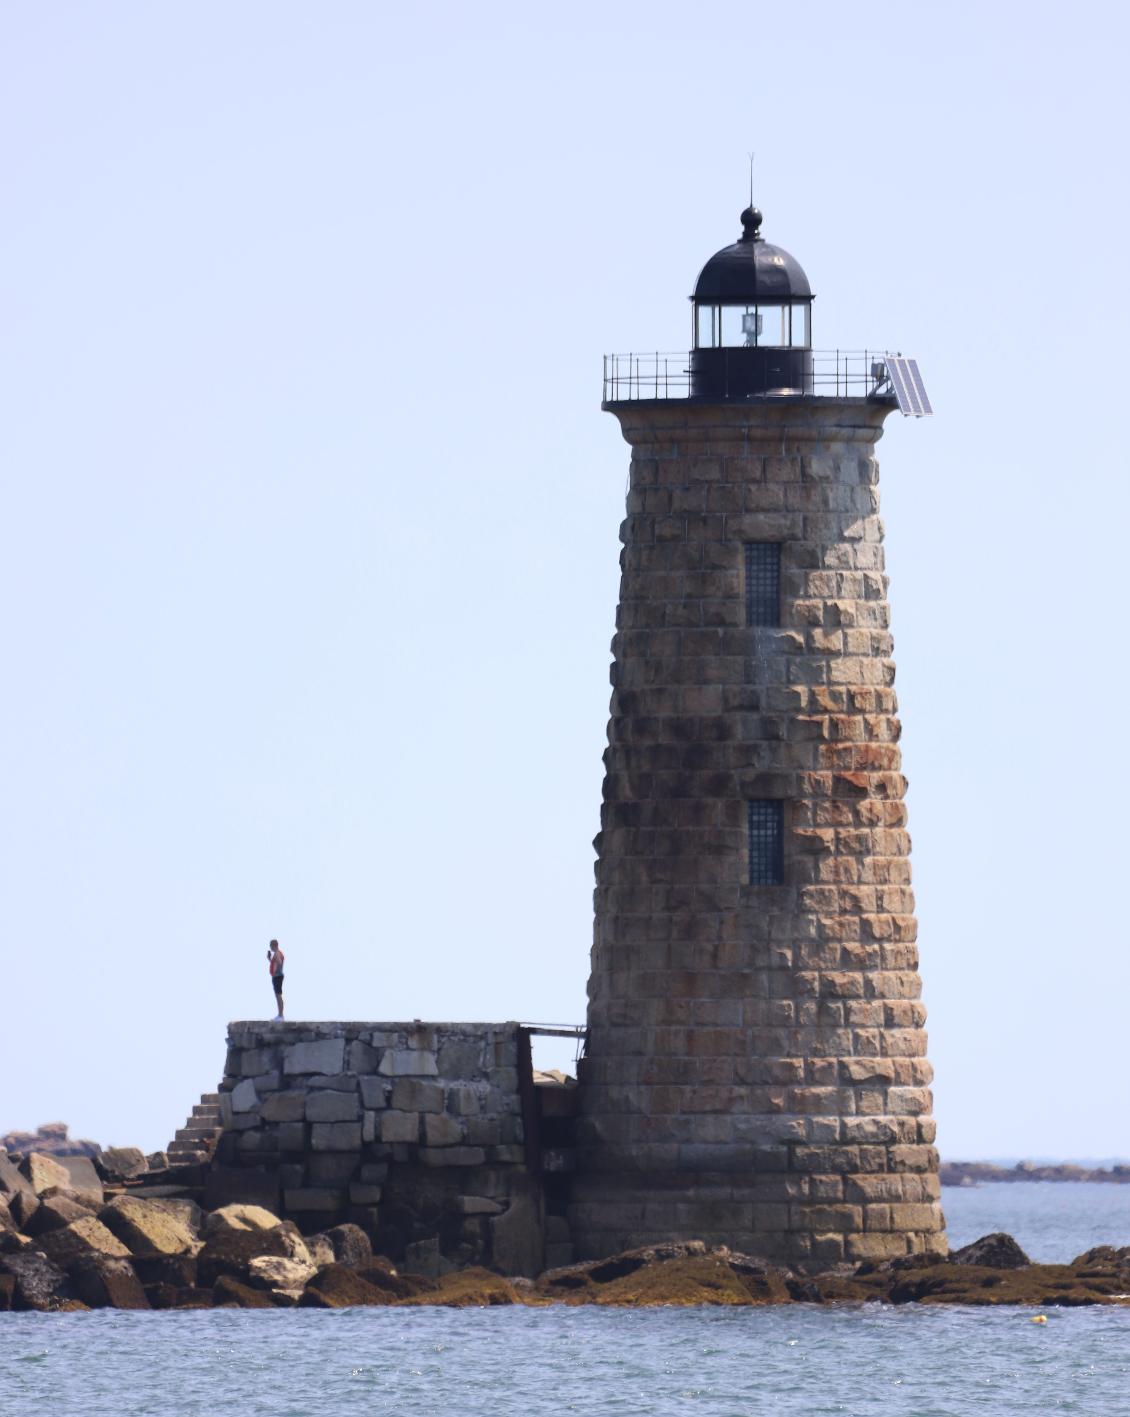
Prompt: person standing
<box><xmin>267</xmin><ymin>939</ymin><xmax>285</xmax><ymax>1021</ymax></box>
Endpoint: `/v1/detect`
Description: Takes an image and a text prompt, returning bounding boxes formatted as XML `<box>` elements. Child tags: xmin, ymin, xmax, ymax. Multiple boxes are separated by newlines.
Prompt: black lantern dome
<box><xmin>690</xmin><ymin>207</ymin><xmax>814</xmax><ymax>399</ymax></box>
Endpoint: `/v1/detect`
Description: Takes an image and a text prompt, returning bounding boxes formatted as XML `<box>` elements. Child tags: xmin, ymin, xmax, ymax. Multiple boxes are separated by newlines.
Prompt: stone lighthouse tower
<box><xmin>571</xmin><ymin>202</ymin><xmax>945</xmax><ymax>1269</ymax></box>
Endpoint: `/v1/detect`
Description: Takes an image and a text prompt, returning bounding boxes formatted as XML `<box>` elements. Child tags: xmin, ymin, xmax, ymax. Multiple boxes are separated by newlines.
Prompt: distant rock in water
<box><xmin>950</xmin><ymin>1233</ymin><xmax>1031</xmax><ymax>1269</ymax></box>
<box><xmin>1</xmin><ymin>1124</ymin><xmax>101</xmax><ymax>1160</ymax></box>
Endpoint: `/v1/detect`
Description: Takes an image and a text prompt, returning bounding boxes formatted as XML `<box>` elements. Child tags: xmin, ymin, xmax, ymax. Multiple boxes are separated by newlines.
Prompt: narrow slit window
<box><xmin>746</xmin><ymin>543</ymin><xmax>781</xmax><ymax>626</ymax></box>
<box><xmin>748</xmin><ymin>800</ymin><xmax>785</xmax><ymax>885</ymax></box>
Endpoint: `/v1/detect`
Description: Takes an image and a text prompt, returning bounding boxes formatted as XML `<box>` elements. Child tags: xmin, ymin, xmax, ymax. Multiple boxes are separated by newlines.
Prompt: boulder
<box><xmin>0</xmin><ymin>1273</ymin><xmax>13</xmax><ymax>1309</ymax></box>
<box><xmin>355</xmin><ymin>1261</ymin><xmax>434</xmax><ymax>1299</ymax></box>
<box><xmin>19</xmin><ymin>1152</ymin><xmax>74</xmax><ymax>1196</ymax></box>
<box><xmin>202</xmin><ymin>1204</ymin><xmax>281</xmax><ymax>1240</ymax></box>
<box><xmin>0</xmin><ymin>1251</ymin><xmax>72</xmax><ymax>1310</ymax></box>
<box><xmin>305</xmin><ymin>1233</ymin><xmax>336</xmax><ymax>1268</ymax></box>
<box><xmin>100</xmin><ymin>1196</ymin><xmax>199</xmax><ymax>1256</ymax></box>
<box><xmin>196</xmin><ymin>1226</ymin><xmax>293</xmax><ymax>1287</ymax></box>
<box><xmin>274</xmin><ymin>1221</ymin><xmax>313</xmax><ymax>1266</ymax></box>
<box><xmin>39</xmin><ymin>1217</ymin><xmax>132</xmax><ymax>1268</ymax></box>
<box><xmin>246</xmin><ymin>1255</ymin><xmax>317</xmax><ymax>1296</ymax></box>
<box><xmin>1</xmin><ymin>1151</ymin><xmax>42</xmax><ymax>1212</ymax></box>
<box><xmin>51</xmin><ymin>1155</ymin><xmax>104</xmax><ymax>1207</ymax></box>
<box><xmin>0</xmin><ymin>1230</ymin><xmax>32</xmax><ymax>1255</ymax></box>
<box><xmin>950</xmin><ymin>1233</ymin><xmax>1031</xmax><ymax>1269</ymax></box>
<box><xmin>299</xmin><ymin>1264</ymin><xmax>397</xmax><ymax>1308</ymax></box>
<box><xmin>326</xmin><ymin>1223</ymin><xmax>372</xmax><ymax>1270</ymax></box>
<box><xmin>132</xmin><ymin>1253</ymin><xmax>198</xmax><ymax>1288</ymax></box>
<box><xmin>24</xmin><ymin>1194</ymin><xmax>94</xmax><ymax>1237</ymax></box>
<box><xmin>146</xmin><ymin>1151</ymin><xmax>169</xmax><ymax>1171</ymax></box>
<box><xmin>69</xmin><ymin>1254</ymin><xmax>150</xmax><ymax>1310</ymax></box>
<box><xmin>213</xmin><ymin>1274</ymin><xmax>277</xmax><ymax>1308</ymax></box>
<box><xmin>96</xmin><ymin>1147</ymin><xmax>149</xmax><ymax>1182</ymax></box>
<box><xmin>7</xmin><ymin>1187</ymin><xmax>40</xmax><ymax>1231</ymax></box>
<box><xmin>0</xmin><ymin>1195</ymin><xmax>12</xmax><ymax>1231</ymax></box>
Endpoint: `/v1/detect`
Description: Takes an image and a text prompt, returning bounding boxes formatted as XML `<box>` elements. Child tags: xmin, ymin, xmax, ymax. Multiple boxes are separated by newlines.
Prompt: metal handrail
<box><xmin>602</xmin><ymin>349</ymin><xmax>898</xmax><ymax>404</ymax></box>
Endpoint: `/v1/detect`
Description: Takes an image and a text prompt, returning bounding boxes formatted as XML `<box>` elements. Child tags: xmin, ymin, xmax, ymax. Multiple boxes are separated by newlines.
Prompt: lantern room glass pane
<box><xmin>720</xmin><ymin>306</ymin><xmax>749</xmax><ymax>347</ymax></box>
<box><xmin>790</xmin><ymin>304</ymin><xmax>810</xmax><ymax>347</ymax></box>
<box><xmin>695</xmin><ymin>305</ymin><xmax>718</xmax><ymax>347</ymax></box>
<box><xmin>760</xmin><ymin>305</ymin><xmax>787</xmax><ymax>346</ymax></box>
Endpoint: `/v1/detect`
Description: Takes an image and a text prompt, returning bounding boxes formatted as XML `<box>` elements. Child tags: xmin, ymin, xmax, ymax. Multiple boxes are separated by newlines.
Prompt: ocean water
<box><xmin>943</xmin><ymin>1181</ymin><xmax>1130</xmax><ymax>1263</ymax></box>
<box><xmin>3</xmin><ymin>1184</ymin><xmax>1129</xmax><ymax>1417</ymax></box>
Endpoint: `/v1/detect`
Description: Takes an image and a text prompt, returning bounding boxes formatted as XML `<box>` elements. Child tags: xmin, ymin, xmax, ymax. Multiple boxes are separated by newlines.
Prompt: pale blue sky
<box><xmin>2</xmin><ymin>1</ymin><xmax>1127</xmax><ymax>1159</ymax></box>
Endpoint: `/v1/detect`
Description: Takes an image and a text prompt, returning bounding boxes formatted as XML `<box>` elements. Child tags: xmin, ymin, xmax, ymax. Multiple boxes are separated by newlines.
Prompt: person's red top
<box><xmin>269</xmin><ymin>947</ymin><xmax>285</xmax><ymax>976</ymax></box>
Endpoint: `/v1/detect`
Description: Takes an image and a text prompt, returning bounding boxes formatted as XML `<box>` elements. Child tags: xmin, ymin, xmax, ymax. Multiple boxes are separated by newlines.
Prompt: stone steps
<box><xmin>166</xmin><ymin>1091</ymin><xmax>224</xmax><ymax>1164</ymax></box>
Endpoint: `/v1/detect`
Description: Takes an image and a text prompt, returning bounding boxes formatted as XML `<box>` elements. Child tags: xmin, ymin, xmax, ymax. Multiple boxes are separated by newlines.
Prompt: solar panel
<box><xmin>885</xmin><ymin>355</ymin><xmax>933</xmax><ymax>417</ymax></box>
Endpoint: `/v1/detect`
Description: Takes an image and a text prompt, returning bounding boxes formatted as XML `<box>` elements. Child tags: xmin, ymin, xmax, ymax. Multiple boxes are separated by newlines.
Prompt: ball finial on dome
<box><xmin>740</xmin><ymin>206</ymin><xmax>763</xmax><ymax>241</ymax></box>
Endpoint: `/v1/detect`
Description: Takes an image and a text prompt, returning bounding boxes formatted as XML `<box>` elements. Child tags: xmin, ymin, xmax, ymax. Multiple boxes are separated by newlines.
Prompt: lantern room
<box><xmin>689</xmin><ymin>205</ymin><xmax>814</xmax><ymax>399</ymax></box>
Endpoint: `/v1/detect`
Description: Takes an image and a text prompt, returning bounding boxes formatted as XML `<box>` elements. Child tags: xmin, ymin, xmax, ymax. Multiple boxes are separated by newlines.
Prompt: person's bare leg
<box><xmin>274</xmin><ymin>988</ymin><xmax>284</xmax><ymax>1020</ymax></box>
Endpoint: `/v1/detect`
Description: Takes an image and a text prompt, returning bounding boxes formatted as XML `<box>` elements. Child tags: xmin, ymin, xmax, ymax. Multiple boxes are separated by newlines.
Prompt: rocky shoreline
<box><xmin>3</xmin><ymin>1146</ymin><xmax>1130</xmax><ymax>1312</ymax></box>
<box><xmin>940</xmin><ymin>1160</ymin><xmax>1130</xmax><ymax>1186</ymax></box>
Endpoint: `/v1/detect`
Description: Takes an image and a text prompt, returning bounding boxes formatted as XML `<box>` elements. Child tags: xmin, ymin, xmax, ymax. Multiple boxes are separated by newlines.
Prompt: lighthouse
<box><xmin>571</xmin><ymin>202</ymin><xmax>945</xmax><ymax>1269</ymax></box>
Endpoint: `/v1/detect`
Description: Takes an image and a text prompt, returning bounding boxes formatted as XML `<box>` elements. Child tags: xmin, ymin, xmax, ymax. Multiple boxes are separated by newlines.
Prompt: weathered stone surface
<box><xmin>379</xmin><ymin>1049</ymin><xmax>439</xmax><ymax>1077</ymax></box>
<box><xmin>0</xmin><ymin>1251</ymin><xmax>71</xmax><ymax>1310</ymax></box>
<box><xmin>391</xmin><ymin>1080</ymin><xmax>444</xmax><ymax>1113</ymax></box>
<box><xmin>260</xmin><ymin>1091</ymin><xmax>307</xmax><ymax>1122</ymax></box>
<box><xmin>69</xmin><ymin>1253</ymin><xmax>149</xmax><ymax>1310</ymax></box>
<box><xmin>420</xmin><ymin>1146</ymin><xmax>486</xmax><ymax>1168</ymax></box>
<box><xmin>101</xmin><ymin>1197</ymin><xmax>199</xmax><ymax>1256</ymax></box>
<box><xmin>20</xmin><ymin>1152</ymin><xmax>73</xmax><ymax>1196</ymax></box>
<box><xmin>453</xmin><ymin>1196</ymin><xmax>504</xmax><ymax>1216</ymax></box>
<box><xmin>574</xmin><ymin>401</ymin><xmax>942</xmax><ymax>1267</ymax></box>
<box><xmin>423</xmin><ymin>1114</ymin><xmax>463</xmax><ymax>1147</ymax></box>
<box><xmin>39</xmin><ymin>1217</ymin><xmax>132</xmax><ymax>1267</ymax></box>
<box><xmin>490</xmin><ymin>1194</ymin><xmax>543</xmax><ymax>1278</ymax></box>
<box><xmin>326</xmin><ymin>1223</ymin><xmax>372</xmax><ymax>1270</ymax></box>
<box><xmin>284</xmin><ymin>1038</ymin><xmax>346</xmax><ymax>1076</ymax></box>
<box><xmin>380</xmin><ymin>1112</ymin><xmax>419</xmax><ymax>1144</ymax></box>
<box><xmin>246</xmin><ymin>1255</ymin><xmax>317</xmax><ymax>1294</ymax></box>
<box><xmin>305</xmin><ymin>1091</ymin><xmax>361</xmax><ymax>1123</ymax></box>
<box><xmin>299</xmin><ymin>1263</ymin><xmax>395</xmax><ymax>1307</ymax></box>
<box><xmin>360</xmin><ymin>1077</ymin><xmax>389</xmax><ymax>1109</ymax></box>
<box><xmin>284</xmin><ymin>1189</ymin><xmax>345</xmax><ymax>1214</ymax></box>
<box><xmin>311</xmin><ymin>1123</ymin><xmax>362</xmax><ymax>1152</ymax></box>
<box><xmin>950</xmin><ymin>1232</ymin><xmax>1030</xmax><ymax>1269</ymax></box>
<box><xmin>196</xmin><ymin>1227</ymin><xmax>293</xmax><ymax>1287</ymax></box>
<box><xmin>49</xmin><ymin>1155</ymin><xmax>104</xmax><ymax>1207</ymax></box>
<box><xmin>24</xmin><ymin>1194</ymin><xmax>93</xmax><ymax>1236</ymax></box>
<box><xmin>231</xmin><ymin>1078</ymin><xmax>260</xmax><ymax>1113</ymax></box>
<box><xmin>203</xmin><ymin>1204</ymin><xmax>281</xmax><ymax>1240</ymax></box>
<box><xmin>96</xmin><ymin>1147</ymin><xmax>148</xmax><ymax>1182</ymax></box>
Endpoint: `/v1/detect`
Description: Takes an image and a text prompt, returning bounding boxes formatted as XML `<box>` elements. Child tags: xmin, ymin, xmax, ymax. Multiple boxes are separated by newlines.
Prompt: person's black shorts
<box><xmin>272</xmin><ymin>973</ymin><xmax>285</xmax><ymax>995</ymax></box>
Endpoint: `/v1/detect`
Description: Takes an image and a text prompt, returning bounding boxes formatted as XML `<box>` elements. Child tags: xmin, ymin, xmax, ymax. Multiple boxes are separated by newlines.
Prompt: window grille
<box><xmin>745</xmin><ymin>543</ymin><xmax>781</xmax><ymax>626</ymax></box>
<box><xmin>747</xmin><ymin>800</ymin><xmax>784</xmax><ymax>885</ymax></box>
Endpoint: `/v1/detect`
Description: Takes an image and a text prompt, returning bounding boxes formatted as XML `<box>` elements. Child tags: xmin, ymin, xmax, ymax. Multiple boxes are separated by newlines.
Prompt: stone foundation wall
<box><xmin>212</xmin><ymin>1021</ymin><xmax>544</xmax><ymax>1276</ymax></box>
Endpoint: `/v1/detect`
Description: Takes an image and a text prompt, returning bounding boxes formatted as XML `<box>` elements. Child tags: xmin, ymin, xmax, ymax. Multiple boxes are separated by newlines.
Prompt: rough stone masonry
<box><xmin>210</xmin><ymin>1021</ymin><xmax>546</xmax><ymax>1276</ymax></box>
<box><xmin>571</xmin><ymin>398</ymin><xmax>945</xmax><ymax>1267</ymax></box>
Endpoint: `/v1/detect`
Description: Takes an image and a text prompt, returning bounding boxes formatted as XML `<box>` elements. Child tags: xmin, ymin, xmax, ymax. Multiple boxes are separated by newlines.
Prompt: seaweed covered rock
<box><xmin>213</xmin><ymin>1275</ymin><xmax>277</xmax><ymax>1308</ymax></box>
<box><xmin>325</xmin><ymin>1223</ymin><xmax>372</xmax><ymax>1270</ymax></box>
<box><xmin>299</xmin><ymin>1264</ymin><xmax>398</xmax><ymax>1308</ymax></box>
<box><xmin>401</xmin><ymin>1268</ymin><xmax>518</xmax><ymax>1308</ymax></box>
<box><xmin>196</xmin><ymin>1226</ymin><xmax>293</xmax><ymax>1287</ymax></box>
<box><xmin>0</xmin><ymin>1251</ymin><xmax>72</xmax><ymax>1311</ymax></box>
